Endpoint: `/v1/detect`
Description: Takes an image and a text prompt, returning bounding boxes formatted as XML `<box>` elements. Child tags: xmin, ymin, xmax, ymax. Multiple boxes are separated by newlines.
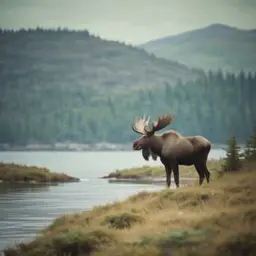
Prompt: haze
<box><xmin>0</xmin><ymin>0</ymin><xmax>256</xmax><ymax>44</ymax></box>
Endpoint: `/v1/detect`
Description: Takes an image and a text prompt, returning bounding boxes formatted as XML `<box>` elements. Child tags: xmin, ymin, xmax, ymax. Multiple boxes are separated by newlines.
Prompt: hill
<box><xmin>0</xmin><ymin>28</ymin><xmax>199</xmax><ymax>96</ymax></box>
<box><xmin>140</xmin><ymin>24</ymin><xmax>256</xmax><ymax>73</ymax></box>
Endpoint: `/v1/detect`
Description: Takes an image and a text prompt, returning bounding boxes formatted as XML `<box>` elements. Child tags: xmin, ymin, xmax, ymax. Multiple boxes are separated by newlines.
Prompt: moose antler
<box><xmin>132</xmin><ymin>115</ymin><xmax>150</xmax><ymax>135</ymax></box>
<box><xmin>144</xmin><ymin>113</ymin><xmax>174</xmax><ymax>134</ymax></box>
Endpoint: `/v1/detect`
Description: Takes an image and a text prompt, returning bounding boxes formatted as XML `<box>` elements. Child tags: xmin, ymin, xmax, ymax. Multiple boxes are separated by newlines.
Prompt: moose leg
<box><xmin>165</xmin><ymin>166</ymin><xmax>172</xmax><ymax>188</ymax></box>
<box><xmin>194</xmin><ymin>163</ymin><xmax>205</xmax><ymax>185</ymax></box>
<box><xmin>204</xmin><ymin>165</ymin><xmax>210</xmax><ymax>183</ymax></box>
<box><xmin>172</xmin><ymin>164</ymin><xmax>180</xmax><ymax>188</ymax></box>
<box><xmin>203</xmin><ymin>146</ymin><xmax>211</xmax><ymax>183</ymax></box>
<box><xmin>199</xmin><ymin>157</ymin><xmax>210</xmax><ymax>183</ymax></box>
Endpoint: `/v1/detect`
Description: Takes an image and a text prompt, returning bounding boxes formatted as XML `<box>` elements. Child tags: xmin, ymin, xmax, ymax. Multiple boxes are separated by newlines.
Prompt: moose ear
<box><xmin>142</xmin><ymin>148</ymin><xmax>150</xmax><ymax>161</ymax></box>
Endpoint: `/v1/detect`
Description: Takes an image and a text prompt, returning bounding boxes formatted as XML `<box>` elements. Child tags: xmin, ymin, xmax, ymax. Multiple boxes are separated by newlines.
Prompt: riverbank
<box><xmin>101</xmin><ymin>159</ymin><xmax>224</xmax><ymax>184</ymax></box>
<box><xmin>0</xmin><ymin>163</ymin><xmax>80</xmax><ymax>183</ymax></box>
<box><xmin>4</xmin><ymin>164</ymin><xmax>256</xmax><ymax>255</ymax></box>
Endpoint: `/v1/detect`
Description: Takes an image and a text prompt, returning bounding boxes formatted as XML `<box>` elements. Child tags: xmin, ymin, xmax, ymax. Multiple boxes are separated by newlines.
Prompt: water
<box><xmin>0</xmin><ymin>149</ymin><xmax>225</xmax><ymax>251</ymax></box>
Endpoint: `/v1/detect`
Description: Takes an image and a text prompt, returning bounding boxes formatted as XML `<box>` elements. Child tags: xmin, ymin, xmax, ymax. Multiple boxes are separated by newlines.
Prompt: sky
<box><xmin>0</xmin><ymin>0</ymin><xmax>256</xmax><ymax>44</ymax></box>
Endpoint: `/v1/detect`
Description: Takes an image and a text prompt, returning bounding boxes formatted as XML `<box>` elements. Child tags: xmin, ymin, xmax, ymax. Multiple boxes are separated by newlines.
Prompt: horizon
<box><xmin>1</xmin><ymin>23</ymin><xmax>255</xmax><ymax>46</ymax></box>
<box><xmin>1</xmin><ymin>0</ymin><xmax>256</xmax><ymax>45</ymax></box>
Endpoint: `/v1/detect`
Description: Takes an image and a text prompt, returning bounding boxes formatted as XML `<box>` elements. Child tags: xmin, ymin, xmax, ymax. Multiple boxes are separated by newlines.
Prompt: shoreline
<box><xmin>0</xmin><ymin>143</ymin><xmax>231</xmax><ymax>152</ymax></box>
<box><xmin>100</xmin><ymin>159</ymin><xmax>223</xmax><ymax>181</ymax></box>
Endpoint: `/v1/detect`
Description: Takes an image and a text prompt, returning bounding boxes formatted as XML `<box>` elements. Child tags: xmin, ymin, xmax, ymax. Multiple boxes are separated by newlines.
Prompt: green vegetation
<box><xmin>4</xmin><ymin>229</ymin><xmax>115</xmax><ymax>256</ymax></box>
<box><xmin>244</xmin><ymin>126</ymin><xmax>256</xmax><ymax>162</ymax></box>
<box><xmin>0</xmin><ymin>29</ymin><xmax>255</xmax><ymax>145</ymax></box>
<box><xmin>103</xmin><ymin>159</ymin><xmax>223</xmax><ymax>180</ymax></box>
<box><xmin>140</xmin><ymin>23</ymin><xmax>256</xmax><ymax>73</ymax></box>
<box><xmin>222</xmin><ymin>135</ymin><xmax>242</xmax><ymax>172</ymax></box>
<box><xmin>4</xmin><ymin>165</ymin><xmax>256</xmax><ymax>255</ymax></box>
<box><xmin>0</xmin><ymin>163</ymin><xmax>79</xmax><ymax>183</ymax></box>
<box><xmin>101</xmin><ymin>212</ymin><xmax>144</xmax><ymax>229</ymax></box>
<box><xmin>222</xmin><ymin>128</ymin><xmax>256</xmax><ymax>173</ymax></box>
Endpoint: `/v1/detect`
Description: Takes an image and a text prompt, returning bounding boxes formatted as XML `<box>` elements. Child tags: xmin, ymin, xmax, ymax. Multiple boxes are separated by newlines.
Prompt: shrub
<box><xmin>4</xmin><ymin>229</ymin><xmax>115</xmax><ymax>256</ymax></box>
<box><xmin>217</xmin><ymin>232</ymin><xmax>256</xmax><ymax>256</ymax></box>
<box><xmin>102</xmin><ymin>212</ymin><xmax>144</xmax><ymax>229</ymax></box>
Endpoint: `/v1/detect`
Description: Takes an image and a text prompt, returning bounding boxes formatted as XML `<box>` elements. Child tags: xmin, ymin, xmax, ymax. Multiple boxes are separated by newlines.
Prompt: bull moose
<box><xmin>132</xmin><ymin>113</ymin><xmax>211</xmax><ymax>188</ymax></box>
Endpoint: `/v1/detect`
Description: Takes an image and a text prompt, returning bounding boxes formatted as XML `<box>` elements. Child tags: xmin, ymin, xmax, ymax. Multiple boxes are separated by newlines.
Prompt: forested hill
<box><xmin>0</xmin><ymin>28</ymin><xmax>199</xmax><ymax>96</ymax></box>
<box><xmin>0</xmin><ymin>29</ymin><xmax>255</xmax><ymax>146</ymax></box>
<box><xmin>0</xmin><ymin>65</ymin><xmax>255</xmax><ymax>145</ymax></box>
<box><xmin>140</xmin><ymin>24</ymin><xmax>256</xmax><ymax>73</ymax></box>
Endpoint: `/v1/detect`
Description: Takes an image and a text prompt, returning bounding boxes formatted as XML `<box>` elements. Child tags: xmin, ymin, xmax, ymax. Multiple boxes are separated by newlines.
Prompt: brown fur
<box><xmin>162</xmin><ymin>130</ymin><xmax>182</xmax><ymax>139</ymax></box>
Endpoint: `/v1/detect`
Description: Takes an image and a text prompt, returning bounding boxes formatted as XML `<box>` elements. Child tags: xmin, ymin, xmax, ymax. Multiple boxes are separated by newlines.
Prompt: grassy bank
<box><xmin>4</xmin><ymin>163</ymin><xmax>256</xmax><ymax>256</ymax></box>
<box><xmin>102</xmin><ymin>159</ymin><xmax>224</xmax><ymax>180</ymax></box>
<box><xmin>0</xmin><ymin>163</ymin><xmax>80</xmax><ymax>183</ymax></box>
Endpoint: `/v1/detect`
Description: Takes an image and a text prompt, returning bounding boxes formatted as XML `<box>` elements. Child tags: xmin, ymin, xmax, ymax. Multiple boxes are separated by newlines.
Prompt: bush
<box><xmin>52</xmin><ymin>229</ymin><xmax>113</xmax><ymax>255</ymax></box>
<box><xmin>102</xmin><ymin>212</ymin><xmax>144</xmax><ymax>229</ymax></box>
<box><xmin>4</xmin><ymin>229</ymin><xmax>115</xmax><ymax>256</ymax></box>
<box><xmin>217</xmin><ymin>233</ymin><xmax>256</xmax><ymax>256</ymax></box>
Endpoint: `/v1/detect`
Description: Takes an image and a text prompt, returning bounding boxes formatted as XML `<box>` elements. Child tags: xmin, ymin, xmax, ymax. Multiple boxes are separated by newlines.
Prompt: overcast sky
<box><xmin>0</xmin><ymin>0</ymin><xmax>255</xmax><ymax>44</ymax></box>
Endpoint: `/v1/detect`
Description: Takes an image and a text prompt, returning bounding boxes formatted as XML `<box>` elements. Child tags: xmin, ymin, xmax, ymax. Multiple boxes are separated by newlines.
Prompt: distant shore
<box><xmin>0</xmin><ymin>142</ymin><xmax>230</xmax><ymax>152</ymax></box>
<box><xmin>0</xmin><ymin>163</ymin><xmax>80</xmax><ymax>184</ymax></box>
<box><xmin>0</xmin><ymin>142</ymin><xmax>131</xmax><ymax>152</ymax></box>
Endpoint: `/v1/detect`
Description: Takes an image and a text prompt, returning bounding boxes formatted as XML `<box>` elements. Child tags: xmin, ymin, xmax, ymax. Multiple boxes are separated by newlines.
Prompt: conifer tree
<box><xmin>244</xmin><ymin>126</ymin><xmax>256</xmax><ymax>162</ymax></box>
<box><xmin>223</xmin><ymin>135</ymin><xmax>242</xmax><ymax>172</ymax></box>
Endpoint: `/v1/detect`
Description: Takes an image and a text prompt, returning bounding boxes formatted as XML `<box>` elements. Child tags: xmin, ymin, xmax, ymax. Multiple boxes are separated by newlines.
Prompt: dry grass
<box><xmin>4</xmin><ymin>160</ymin><xmax>256</xmax><ymax>256</ymax></box>
<box><xmin>0</xmin><ymin>163</ymin><xmax>79</xmax><ymax>183</ymax></box>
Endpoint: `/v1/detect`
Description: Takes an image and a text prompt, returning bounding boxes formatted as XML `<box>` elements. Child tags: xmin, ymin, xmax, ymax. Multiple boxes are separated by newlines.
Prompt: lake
<box><xmin>0</xmin><ymin>149</ymin><xmax>225</xmax><ymax>251</ymax></box>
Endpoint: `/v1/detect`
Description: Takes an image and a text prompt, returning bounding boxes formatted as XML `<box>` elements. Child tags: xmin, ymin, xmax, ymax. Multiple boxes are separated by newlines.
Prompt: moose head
<box><xmin>132</xmin><ymin>113</ymin><xmax>175</xmax><ymax>151</ymax></box>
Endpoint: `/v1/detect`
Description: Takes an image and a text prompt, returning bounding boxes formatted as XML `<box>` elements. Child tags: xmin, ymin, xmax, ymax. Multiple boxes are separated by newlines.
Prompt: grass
<box><xmin>4</xmin><ymin>161</ymin><xmax>256</xmax><ymax>256</ymax></box>
<box><xmin>102</xmin><ymin>159</ymin><xmax>224</xmax><ymax>180</ymax></box>
<box><xmin>0</xmin><ymin>163</ymin><xmax>80</xmax><ymax>183</ymax></box>
<box><xmin>101</xmin><ymin>212</ymin><xmax>145</xmax><ymax>229</ymax></box>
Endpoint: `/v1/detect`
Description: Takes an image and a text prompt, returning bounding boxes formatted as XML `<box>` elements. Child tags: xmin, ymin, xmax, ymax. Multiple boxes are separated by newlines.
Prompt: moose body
<box><xmin>132</xmin><ymin>114</ymin><xmax>211</xmax><ymax>188</ymax></box>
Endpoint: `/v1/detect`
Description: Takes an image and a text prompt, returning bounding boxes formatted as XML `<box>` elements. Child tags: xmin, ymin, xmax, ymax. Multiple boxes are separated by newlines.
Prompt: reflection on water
<box><xmin>0</xmin><ymin>183</ymin><xmax>52</xmax><ymax>194</ymax></box>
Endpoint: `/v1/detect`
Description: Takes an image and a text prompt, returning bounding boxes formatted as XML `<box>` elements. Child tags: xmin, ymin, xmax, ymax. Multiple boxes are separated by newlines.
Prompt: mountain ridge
<box><xmin>140</xmin><ymin>24</ymin><xmax>256</xmax><ymax>73</ymax></box>
<box><xmin>140</xmin><ymin>23</ymin><xmax>256</xmax><ymax>44</ymax></box>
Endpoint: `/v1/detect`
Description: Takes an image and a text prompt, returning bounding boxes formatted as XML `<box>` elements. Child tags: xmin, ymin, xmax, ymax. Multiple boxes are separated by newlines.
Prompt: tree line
<box><xmin>0</xmin><ymin>69</ymin><xmax>255</xmax><ymax>145</ymax></box>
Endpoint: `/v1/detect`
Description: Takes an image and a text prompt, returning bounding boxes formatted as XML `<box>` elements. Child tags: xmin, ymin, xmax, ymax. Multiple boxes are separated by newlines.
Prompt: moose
<box><xmin>132</xmin><ymin>113</ymin><xmax>211</xmax><ymax>188</ymax></box>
